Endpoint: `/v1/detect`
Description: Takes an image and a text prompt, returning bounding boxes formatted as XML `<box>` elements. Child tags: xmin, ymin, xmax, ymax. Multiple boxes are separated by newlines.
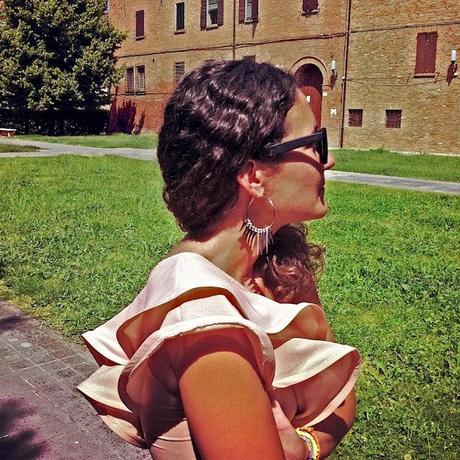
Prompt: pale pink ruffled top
<box><xmin>77</xmin><ymin>252</ymin><xmax>360</xmax><ymax>454</ymax></box>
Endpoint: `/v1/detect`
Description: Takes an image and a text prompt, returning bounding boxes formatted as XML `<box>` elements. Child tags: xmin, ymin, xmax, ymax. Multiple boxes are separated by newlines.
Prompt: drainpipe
<box><xmin>232</xmin><ymin>0</ymin><xmax>236</xmax><ymax>59</ymax></box>
<box><xmin>339</xmin><ymin>0</ymin><xmax>352</xmax><ymax>148</ymax></box>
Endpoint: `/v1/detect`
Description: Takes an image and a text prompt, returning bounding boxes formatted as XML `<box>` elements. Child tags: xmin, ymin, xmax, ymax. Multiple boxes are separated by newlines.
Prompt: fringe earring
<box><xmin>240</xmin><ymin>196</ymin><xmax>275</xmax><ymax>255</ymax></box>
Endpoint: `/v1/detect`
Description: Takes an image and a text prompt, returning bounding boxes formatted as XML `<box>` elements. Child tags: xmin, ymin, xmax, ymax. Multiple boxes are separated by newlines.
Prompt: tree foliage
<box><xmin>0</xmin><ymin>0</ymin><xmax>125</xmax><ymax>112</ymax></box>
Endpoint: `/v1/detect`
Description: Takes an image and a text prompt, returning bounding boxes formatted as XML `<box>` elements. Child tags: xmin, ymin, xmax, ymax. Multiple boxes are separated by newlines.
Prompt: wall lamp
<box><xmin>447</xmin><ymin>49</ymin><xmax>457</xmax><ymax>84</ymax></box>
<box><xmin>330</xmin><ymin>59</ymin><xmax>337</xmax><ymax>88</ymax></box>
<box><xmin>331</xmin><ymin>59</ymin><xmax>337</xmax><ymax>76</ymax></box>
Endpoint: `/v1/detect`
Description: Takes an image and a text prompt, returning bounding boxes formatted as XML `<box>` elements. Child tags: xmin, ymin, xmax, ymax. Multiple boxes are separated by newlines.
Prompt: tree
<box><xmin>0</xmin><ymin>0</ymin><xmax>125</xmax><ymax>113</ymax></box>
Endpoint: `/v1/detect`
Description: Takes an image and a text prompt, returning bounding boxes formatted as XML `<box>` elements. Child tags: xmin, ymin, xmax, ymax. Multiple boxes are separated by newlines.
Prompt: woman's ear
<box><xmin>236</xmin><ymin>160</ymin><xmax>265</xmax><ymax>197</ymax></box>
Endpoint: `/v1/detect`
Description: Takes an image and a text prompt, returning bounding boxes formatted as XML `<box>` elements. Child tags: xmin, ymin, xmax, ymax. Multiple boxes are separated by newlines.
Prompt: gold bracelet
<box><xmin>295</xmin><ymin>427</ymin><xmax>320</xmax><ymax>460</ymax></box>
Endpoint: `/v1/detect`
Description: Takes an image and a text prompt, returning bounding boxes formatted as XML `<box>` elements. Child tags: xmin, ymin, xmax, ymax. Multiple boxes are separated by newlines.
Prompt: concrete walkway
<box><xmin>325</xmin><ymin>170</ymin><xmax>460</xmax><ymax>195</ymax></box>
<box><xmin>1</xmin><ymin>138</ymin><xmax>459</xmax><ymax>195</ymax></box>
<box><xmin>0</xmin><ymin>301</ymin><xmax>149</xmax><ymax>460</ymax></box>
<box><xmin>0</xmin><ymin>138</ymin><xmax>155</xmax><ymax>161</ymax></box>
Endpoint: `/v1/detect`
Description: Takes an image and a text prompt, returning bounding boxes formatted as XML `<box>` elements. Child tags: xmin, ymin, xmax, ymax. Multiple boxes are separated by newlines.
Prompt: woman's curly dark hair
<box><xmin>158</xmin><ymin>60</ymin><xmax>324</xmax><ymax>303</ymax></box>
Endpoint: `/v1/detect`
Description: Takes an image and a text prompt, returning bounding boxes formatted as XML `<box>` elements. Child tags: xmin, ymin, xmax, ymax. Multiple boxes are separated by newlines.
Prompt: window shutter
<box><xmin>217</xmin><ymin>0</ymin><xmax>224</xmax><ymax>26</ymax></box>
<box><xmin>415</xmin><ymin>33</ymin><xmax>427</xmax><ymax>73</ymax></box>
<box><xmin>349</xmin><ymin>112</ymin><xmax>355</xmax><ymax>126</ymax></box>
<box><xmin>200</xmin><ymin>0</ymin><xmax>207</xmax><ymax>29</ymax></box>
<box><xmin>174</xmin><ymin>62</ymin><xmax>185</xmax><ymax>85</ymax></box>
<box><xmin>126</xmin><ymin>68</ymin><xmax>134</xmax><ymax>93</ymax></box>
<box><xmin>135</xmin><ymin>66</ymin><xmax>145</xmax><ymax>93</ymax></box>
<box><xmin>239</xmin><ymin>0</ymin><xmax>245</xmax><ymax>23</ymax></box>
<box><xmin>348</xmin><ymin>109</ymin><xmax>363</xmax><ymax>127</ymax></box>
<box><xmin>303</xmin><ymin>0</ymin><xmax>318</xmax><ymax>12</ymax></box>
<box><xmin>415</xmin><ymin>32</ymin><xmax>437</xmax><ymax>74</ymax></box>
<box><xmin>386</xmin><ymin>110</ymin><xmax>402</xmax><ymax>128</ymax></box>
<box><xmin>176</xmin><ymin>3</ymin><xmax>185</xmax><ymax>30</ymax></box>
<box><xmin>426</xmin><ymin>32</ymin><xmax>437</xmax><ymax>73</ymax></box>
<box><xmin>135</xmin><ymin>10</ymin><xmax>144</xmax><ymax>37</ymax></box>
<box><xmin>252</xmin><ymin>0</ymin><xmax>259</xmax><ymax>20</ymax></box>
<box><xmin>140</xmin><ymin>67</ymin><xmax>145</xmax><ymax>93</ymax></box>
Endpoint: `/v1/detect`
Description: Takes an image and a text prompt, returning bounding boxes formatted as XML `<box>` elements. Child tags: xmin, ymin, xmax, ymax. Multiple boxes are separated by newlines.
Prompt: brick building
<box><xmin>108</xmin><ymin>0</ymin><xmax>460</xmax><ymax>153</ymax></box>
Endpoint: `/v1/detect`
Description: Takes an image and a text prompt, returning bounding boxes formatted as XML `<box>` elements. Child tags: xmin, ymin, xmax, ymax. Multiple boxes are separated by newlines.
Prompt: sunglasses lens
<box><xmin>314</xmin><ymin>141</ymin><xmax>324</xmax><ymax>164</ymax></box>
<box><xmin>320</xmin><ymin>129</ymin><xmax>328</xmax><ymax>164</ymax></box>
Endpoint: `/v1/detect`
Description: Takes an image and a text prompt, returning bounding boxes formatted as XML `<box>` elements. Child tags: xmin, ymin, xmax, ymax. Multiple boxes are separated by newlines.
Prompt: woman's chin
<box><xmin>296</xmin><ymin>206</ymin><xmax>329</xmax><ymax>223</ymax></box>
<box><xmin>309</xmin><ymin>203</ymin><xmax>329</xmax><ymax>221</ymax></box>
<box><xmin>283</xmin><ymin>202</ymin><xmax>330</xmax><ymax>225</ymax></box>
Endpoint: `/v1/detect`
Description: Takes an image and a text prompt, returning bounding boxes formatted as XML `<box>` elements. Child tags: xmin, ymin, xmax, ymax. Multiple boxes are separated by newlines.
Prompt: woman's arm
<box><xmin>310</xmin><ymin>389</ymin><xmax>356</xmax><ymax>458</ymax></box>
<box><xmin>177</xmin><ymin>329</ymin><xmax>302</xmax><ymax>460</ymax></box>
<box><xmin>291</xmin><ymin>281</ymin><xmax>357</xmax><ymax>459</ymax></box>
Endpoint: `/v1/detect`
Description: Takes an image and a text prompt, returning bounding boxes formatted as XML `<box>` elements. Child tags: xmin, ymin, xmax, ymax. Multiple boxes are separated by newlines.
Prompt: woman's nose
<box><xmin>324</xmin><ymin>151</ymin><xmax>336</xmax><ymax>170</ymax></box>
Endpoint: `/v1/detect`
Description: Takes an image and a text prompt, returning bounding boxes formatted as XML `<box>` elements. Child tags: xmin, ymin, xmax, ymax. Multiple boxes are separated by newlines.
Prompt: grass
<box><xmin>12</xmin><ymin>136</ymin><xmax>460</xmax><ymax>182</ymax></box>
<box><xmin>333</xmin><ymin>148</ymin><xmax>460</xmax><ymax>183</ymax></box>
<box><xmin>0</xmin><ymin>143</ymin><xmax>40</xmax><ymax>153</ymax></box>
<box><xmin>0</xmin><ymin>156</ymin><xmax>458</xmax><ymax>459</ymax></box>
<box><xmin>18</xmin><ymin>133</ymin><xmax>157</xmax><ymax>149</ymax></box>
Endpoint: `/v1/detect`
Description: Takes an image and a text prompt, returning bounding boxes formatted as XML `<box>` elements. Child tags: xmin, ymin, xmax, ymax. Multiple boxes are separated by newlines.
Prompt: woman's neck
<box><xmin>168</xmin><ymin>193</ymin><xmax>285</xmax><ymax>286</ymax></box>
<box><xmin>170</xmin><ymin>222</ymin><xmax>260</xmax><ymax>285</ymax></box>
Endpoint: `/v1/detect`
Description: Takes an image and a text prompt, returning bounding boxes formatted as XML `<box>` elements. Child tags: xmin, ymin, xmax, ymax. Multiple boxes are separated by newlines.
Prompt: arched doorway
<box><xmin>294</xmin><ymin>64</ymin><xmax>323</xmax><ymax>126</ymax></box>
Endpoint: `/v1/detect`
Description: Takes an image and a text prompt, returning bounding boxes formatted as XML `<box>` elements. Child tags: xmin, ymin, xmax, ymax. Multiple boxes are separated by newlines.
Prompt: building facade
<box><xmin>108</xmin><ymin>0</ymin><xmax>460</xmax><ymax>153</ymax></box>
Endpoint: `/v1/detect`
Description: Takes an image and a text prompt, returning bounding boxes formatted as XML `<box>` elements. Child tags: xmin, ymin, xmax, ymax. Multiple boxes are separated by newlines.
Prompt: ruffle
<box><xmin>77</xmin><ymin>252</ymin><xmax>360</xmax><ymax>448</ymax></box>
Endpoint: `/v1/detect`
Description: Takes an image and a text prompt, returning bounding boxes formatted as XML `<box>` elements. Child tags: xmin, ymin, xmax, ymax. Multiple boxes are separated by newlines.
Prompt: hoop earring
<box><xmin>240</xmin><ymin>196</ymin><xmax>275</xmax><ymax>255</ymax></box>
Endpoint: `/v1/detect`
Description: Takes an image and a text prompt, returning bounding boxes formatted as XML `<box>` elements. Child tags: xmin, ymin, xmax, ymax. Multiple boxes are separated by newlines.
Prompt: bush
<box><xmin>0</xmin><ymin>109</ymin><xmax>109</xmax><ymax>135</ymax></box>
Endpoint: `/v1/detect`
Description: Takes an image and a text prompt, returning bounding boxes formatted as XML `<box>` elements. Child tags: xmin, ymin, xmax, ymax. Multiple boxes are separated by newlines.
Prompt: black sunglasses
<box><xmin>267</xmin><ymin>127</ymin><xmax>328</xmax><ymax>165</ymax></box>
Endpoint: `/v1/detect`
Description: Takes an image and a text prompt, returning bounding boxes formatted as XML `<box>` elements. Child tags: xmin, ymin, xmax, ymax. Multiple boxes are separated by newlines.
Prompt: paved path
<box><xmin>0</xmin><ymin>301</ymin><xmax>149</xmax><ymax>460</ymax></box>
<box><xmin>0</xmin><ymin>138</ymin><xmax>155</xmax><ymax>161</ymax></box>
<box><xmin>1</xmin><ymin>138</ymin><xmax>459</xmax><ymax>195</ymax></box>
<box><xmin>325</xmin><ymin>170</ymin><xmax>460</xmax><ymax>195</ymax></box>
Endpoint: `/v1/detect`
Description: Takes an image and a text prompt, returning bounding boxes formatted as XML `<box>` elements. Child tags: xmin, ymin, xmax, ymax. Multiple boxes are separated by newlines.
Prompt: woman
<box><xmin>78</xmin><ymin>60</ymin><xmax>360</xmax><ymax>459</ymax></box>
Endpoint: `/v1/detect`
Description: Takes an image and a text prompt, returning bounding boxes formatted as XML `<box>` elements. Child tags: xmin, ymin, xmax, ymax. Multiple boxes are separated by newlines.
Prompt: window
<box><xmin>415</xmin><ymin>32</ymin><xmax>437</xmax><ymax>75</ymax></box>
<box><xmin>135</xmin><ymin>10</ymin><xmax>144</xmax><ymax>39</ymax></box>
<box><xmin>348</xmin><ymin>109</ymin><xmax>363</xmax><ymax>127</ymax></box>
<box><xmin>126</xmin><ymin>66</ymin><xmax>145</xmax><ymax>94</ymax></box>
<box><xmin>208</xmin><ymin>0</ymin><xmax>218</xmax><ymax>25</ymax></box>
<box><xmin>302</xmin><ymin>0</ymin><xmax>319</xmax><ymax>13</ymax></box>
<box><xmin>245</xmin><ymin>0</ymin><xmax>253</xmax><ymax>20</ymax></box>
<box><xmin>239</xmin><ymin>0</ymin><xmax>258</xmax><ymax>22</ymax></box>
<box><xmin>126</xmin><ymin>67</ymin><xmax>134</xmax><ymax>93</ymax></box>
<box><xmin>135</xmin><ymin>65</ymin><xmax>145</xmax><ymax>93</ymax></box>
<box><xmin>176</xmin><ymin>2</ymin><xmax>185</xmax><ymax>31</ymax></box>
<box><xmin>174</xmin><ymin>62</ymin><xmax>185</xmax><ymax>85</ymax></box>
<box><xmin>386</xmin><ymin>110</ymin><xmax>402</xmax><ymax>128</ymax></box>
<box><xmin>201</xmin><ymin>0</ymin><xmax>223</xmax><ymax>28</ymax></box>
<box><xmin>243</xmin><ymin>55</ymin><xmax>256</xmax><ymax>61</ymax></box>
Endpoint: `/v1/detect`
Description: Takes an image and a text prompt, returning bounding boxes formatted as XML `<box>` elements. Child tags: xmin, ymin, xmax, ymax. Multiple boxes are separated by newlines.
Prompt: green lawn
<box><xmin>0</xmin><ymin>156</ymin><xmax>458</xmax><ymax>459</ymax></box>
<box><xmin>18</xmin><ymin>133</ymin><xmax>157</xmax><ymax>149</ymax></box>
<box><xmin>0</xmin><ymin>143</ymin><xmax>40</xmax><ymax>153</ymax></box>
<box><xmin>333</xmin><ymin>148</ymin><xmax>460</xmax><ymax>183</ymax></box>
<box><xmin>13</xmin><ymin>136</ymin><xmax>460</xmax><ymax>182</ymax></box>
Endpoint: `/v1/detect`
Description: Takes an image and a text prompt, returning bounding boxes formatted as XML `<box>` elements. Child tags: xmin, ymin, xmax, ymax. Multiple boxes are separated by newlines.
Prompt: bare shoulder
<box><xmin>176</xmin><ymin>328</ymin><xmax>285</xmax><ymax>459</ymax></box>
